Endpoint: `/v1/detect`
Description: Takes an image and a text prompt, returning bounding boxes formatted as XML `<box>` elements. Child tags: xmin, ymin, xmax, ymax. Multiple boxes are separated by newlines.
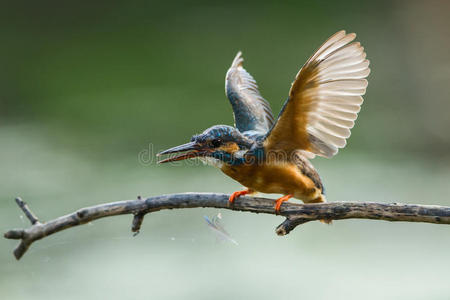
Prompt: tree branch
<box><xmin>4</xmin><ymin>193</ymin><xmax>450</xmax><ymax>260</ymax></box>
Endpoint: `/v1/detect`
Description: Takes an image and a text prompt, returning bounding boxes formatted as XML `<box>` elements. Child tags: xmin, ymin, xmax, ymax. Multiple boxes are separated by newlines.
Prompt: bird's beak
<box><xmin>157</xmin><ymin>141</ymin><xmax>207</xmax><ymax>164</ymax></box>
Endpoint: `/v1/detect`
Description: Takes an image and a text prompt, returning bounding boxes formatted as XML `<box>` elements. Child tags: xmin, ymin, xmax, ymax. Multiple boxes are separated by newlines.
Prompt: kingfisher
<box><xmin>158</xmin><ymin>30</ymin><xmax>370</xmax><ymax>214</ymax></box>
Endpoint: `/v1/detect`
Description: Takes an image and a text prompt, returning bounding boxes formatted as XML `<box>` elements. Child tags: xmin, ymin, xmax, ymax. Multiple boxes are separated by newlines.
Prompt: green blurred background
<box><xmin>1</xmin><ymin>1</ymin><xmax>449</xmax><ymax>299</ymax></box>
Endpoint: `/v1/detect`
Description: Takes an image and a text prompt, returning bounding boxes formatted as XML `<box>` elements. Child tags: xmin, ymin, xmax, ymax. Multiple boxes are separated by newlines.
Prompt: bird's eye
<box><xmin>210</xmin><ymin>139</ymin><xmax>221</xmax><ymax>148</ymax></box>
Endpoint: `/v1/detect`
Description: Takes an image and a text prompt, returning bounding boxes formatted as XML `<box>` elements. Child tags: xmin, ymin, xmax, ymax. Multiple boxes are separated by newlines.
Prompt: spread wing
<box><xmin>225</xmin><ymin>52</ymin><xmax>275</xmax><ymax>134</ymax></box>
<box><xmin>264</xmin><ymin>30</ymin><xmax>370</xmax><ymax>158</ymax></box>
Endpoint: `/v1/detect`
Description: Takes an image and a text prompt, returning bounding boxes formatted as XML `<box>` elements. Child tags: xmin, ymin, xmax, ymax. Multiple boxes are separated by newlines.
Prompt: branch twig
<box><xmin>4</xmin><ymin>193</ymin><xmax>450</xmax><ymax>260</ymax></box>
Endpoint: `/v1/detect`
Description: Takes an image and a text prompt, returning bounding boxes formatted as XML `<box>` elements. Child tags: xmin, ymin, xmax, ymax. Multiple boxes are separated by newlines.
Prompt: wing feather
<box><xmin>225</xmin><ymin>52</ymin><xmax>275</xmax><ymax>134</ymax></box>
<box><xmin>264</xmin><ymin>30</ymin><xmax>370</xmax><ymax>158</ymax></box>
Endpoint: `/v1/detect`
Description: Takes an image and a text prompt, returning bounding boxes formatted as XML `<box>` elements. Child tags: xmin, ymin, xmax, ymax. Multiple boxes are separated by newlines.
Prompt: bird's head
<box><xmin>157</xmin><ymin>125</ymin><xmax>254</xmax><ymax>166</ymax></box>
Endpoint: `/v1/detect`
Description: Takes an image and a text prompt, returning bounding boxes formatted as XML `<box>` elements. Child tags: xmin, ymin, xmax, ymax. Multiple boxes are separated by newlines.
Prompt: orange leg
<box><xmin>274</xmin><ymin>194</ymin><xmax>293</xmax><ymax>213</ymax></box>
<box><xmin>228</xmin><ymin>189</ymin><xmax>253</xmax><ymax>204</ymax></box>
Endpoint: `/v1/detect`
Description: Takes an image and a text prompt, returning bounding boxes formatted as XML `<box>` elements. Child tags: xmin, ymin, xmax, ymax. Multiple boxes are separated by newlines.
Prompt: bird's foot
<box><xmin>274</xmin><ymin>195</ymin><xmax>293</xmax><ymax>214</ymax></box>
<box><xmin>228</xmin><ymin>189</ymin><xmax>252</xmax><ymax>205</ymax></box>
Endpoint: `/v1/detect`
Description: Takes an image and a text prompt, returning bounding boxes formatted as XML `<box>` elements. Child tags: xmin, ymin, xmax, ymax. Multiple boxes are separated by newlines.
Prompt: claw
<box><xmin>274</xmin><ymin>195</ymin><xmax>293</xmax><ymax>213</ymax></box>
<box><xmin>228</xmin><ymin>189</ymin><xmax>251</xmax><ymax>204</ymax></box>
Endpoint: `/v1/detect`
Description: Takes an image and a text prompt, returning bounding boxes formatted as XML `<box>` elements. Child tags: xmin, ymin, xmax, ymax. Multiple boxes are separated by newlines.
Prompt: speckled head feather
<box><xmin>191</xmin><ymin>125</ymin><xmax>254</xmax><ymax>150</ymax></box>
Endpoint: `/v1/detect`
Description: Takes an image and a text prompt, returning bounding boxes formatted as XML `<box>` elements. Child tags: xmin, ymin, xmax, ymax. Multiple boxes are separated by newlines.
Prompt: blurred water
<box><xmin>2</xmin><ymin>1</ymin><xmax>450</xmax><ymax>298</ymax></box>
<box><xmin>1</xmin><ymin>125</ymin><xmax>449</xmax><ymax>300</ymax></box>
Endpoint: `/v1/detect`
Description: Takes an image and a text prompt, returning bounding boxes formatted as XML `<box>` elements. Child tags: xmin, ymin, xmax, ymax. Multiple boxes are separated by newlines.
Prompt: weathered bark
<box><xmin>4</xmin><ymin>194</ymin><xmax>450</xmax><ymax>260</ymax></box>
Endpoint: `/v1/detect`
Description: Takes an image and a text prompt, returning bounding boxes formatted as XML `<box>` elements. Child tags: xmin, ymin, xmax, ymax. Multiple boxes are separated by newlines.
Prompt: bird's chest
<box><xmin>221</xmin><ymin>161</ymin><xmax>317</xmax><ymax>197</ymax></box>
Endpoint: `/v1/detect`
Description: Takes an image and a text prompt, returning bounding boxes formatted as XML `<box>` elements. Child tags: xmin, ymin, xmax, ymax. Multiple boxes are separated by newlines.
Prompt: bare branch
<box><xmin>131</xmin><ymin>195</ymin><xmax>145</xmax><ymax>235</ymax></box>
<box><xmin>4</xmin><ymin>193</ymin><xmax>450</xmax><ymax>260</ymax></box>
<box><xmin>15</xmin><ymin>197</ymin><xmax>39</xmax><ymax>225</ymax></box>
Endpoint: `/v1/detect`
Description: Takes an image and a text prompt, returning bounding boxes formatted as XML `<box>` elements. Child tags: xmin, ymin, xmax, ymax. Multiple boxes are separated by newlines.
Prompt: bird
<box><xmin>157</xmin><ymin>30</ymin><xmax>370</xmax><ymax>214</ymax></box>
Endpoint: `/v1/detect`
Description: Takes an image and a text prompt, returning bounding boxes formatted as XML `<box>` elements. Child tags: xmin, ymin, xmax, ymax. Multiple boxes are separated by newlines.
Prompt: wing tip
<box><xmin>347</xmin><ymin>32</ymin><xmax>357</xmax><ymax>39</ymax></box>
<box><xmin>334</xmin><ymin>30</ymin><xmax>347</xmax><ymax>38</ymax></box>
<box><xmin>338</xmin><ymin>29</ymin><xmax>356</xmax><ymax>38</ymax></box>
<box><xmin>231</xmin><ymin>51</ymin><xmax>244</xmax><ymax>68</ymax></box>
<box><xmin>331</xmin><ymin>30</ymin><xmax>357</xmax><ymax>42</ymax></box>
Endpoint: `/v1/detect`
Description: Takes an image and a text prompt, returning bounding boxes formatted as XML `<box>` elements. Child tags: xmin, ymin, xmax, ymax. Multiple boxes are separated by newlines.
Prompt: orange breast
<box><xmin>221</xmin><ymin>161</ymin><xmax>321</xmax><ymax>202</ymax></box>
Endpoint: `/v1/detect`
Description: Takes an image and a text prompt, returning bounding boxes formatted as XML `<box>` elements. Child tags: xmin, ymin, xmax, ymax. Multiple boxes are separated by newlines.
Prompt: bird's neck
<box><xmin>211</xmin><ymin>145</ymin><xmax>265</xmax><ymax>166</ymax></box>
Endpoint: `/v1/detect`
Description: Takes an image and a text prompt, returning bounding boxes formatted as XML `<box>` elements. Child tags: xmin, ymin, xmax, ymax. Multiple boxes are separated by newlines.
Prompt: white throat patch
<box><xmin>198</xmin><ymin>149</ymin><xmax>248</xmax><ymax>168</ymax></box>
<box><xmin>234</xmin><ymin>149</ymin><xmax>247</xmax><ymax>159</ymax></box>
<box><xmin>199</xmin><ymin>157</ymin><xmax>223</xmax><ymax>168</ymax></box>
